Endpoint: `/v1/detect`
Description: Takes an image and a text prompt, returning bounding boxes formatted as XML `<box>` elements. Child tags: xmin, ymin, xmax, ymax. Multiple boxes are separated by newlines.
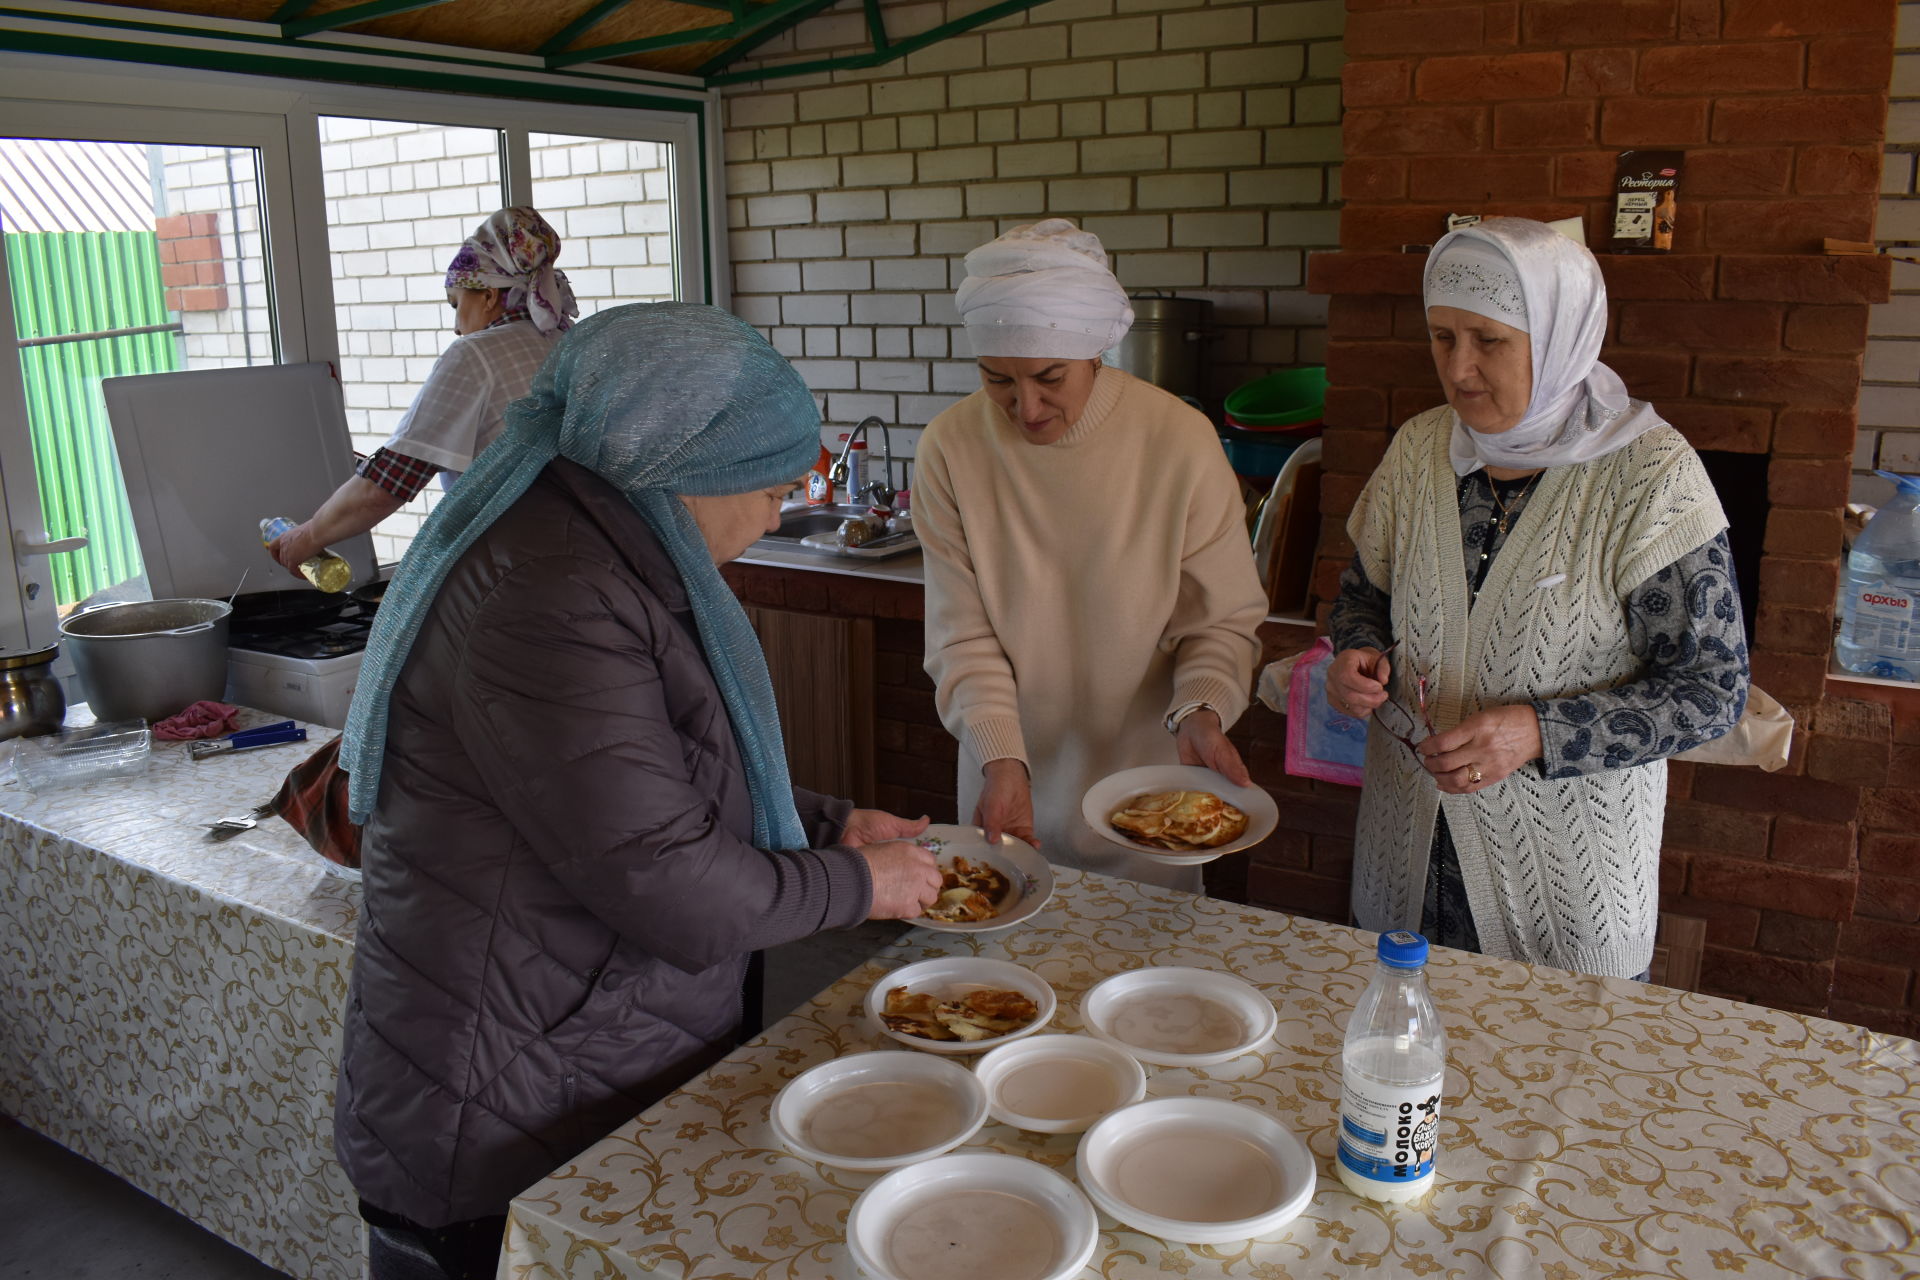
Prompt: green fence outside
<box><xmin>6</xmin><ymin>230</ymin><xmax>180</xmax><ymax>604</ymax></box>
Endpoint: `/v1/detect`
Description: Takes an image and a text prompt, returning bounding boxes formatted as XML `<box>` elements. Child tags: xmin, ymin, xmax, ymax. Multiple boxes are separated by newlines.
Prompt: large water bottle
<box><xmin>1337</xmin><ymin>930</ymin><xmax>1447</xmax><ymax>1203</ymax></box>
<box><xmin>1836</xmin><ymin>470</ymin><xmax>1920</xmax><ymax>683</ymax></box>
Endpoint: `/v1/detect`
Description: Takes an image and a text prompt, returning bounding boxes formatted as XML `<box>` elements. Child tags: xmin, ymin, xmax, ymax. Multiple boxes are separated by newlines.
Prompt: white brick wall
<box><xmin>172</xmin><ymin>124</ymin><xmax>677</xmax><ymax>564</ymax></box>
<box><xmin>1865</xmin><ymin>1</ymin><xmax>1920</xmax><ymax>508</ymax></box>
<box><xmin>721</xmin><ymin>0</ymin><xmax>1342</xmax><ymax>487</ymax></box>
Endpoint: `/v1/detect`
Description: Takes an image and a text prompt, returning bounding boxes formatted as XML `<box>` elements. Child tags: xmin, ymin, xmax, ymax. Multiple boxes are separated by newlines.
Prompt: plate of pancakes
<box><xmin>1080</xmin><ymin>765</ymin><xmax>1278</xmax><ymax>864</ymax></box>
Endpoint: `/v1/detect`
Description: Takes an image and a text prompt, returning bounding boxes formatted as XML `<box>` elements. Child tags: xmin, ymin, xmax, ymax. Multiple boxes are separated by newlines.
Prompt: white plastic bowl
<box><xmin>846</xmin><ymin>1153</ymin><xmax>1099</xmax><ymax>1280</ymax></box>
<box><xmin>1080</xmin><ymin>966</ymin><xmax>1277</xmax><ymax>1068</ymax></box>
<box><xmin>973</xmin><ymin>1034</ymin><xmax>1148</xmax><ymax>1134</ymax></box>
<box><xmin>769</xmin><ymin>1051</ymin><xmax>988</xmax><ymax>1171</ymax></box>
<box><xmin>1081</xmin><ymin>765</ymin><xmax>1279</xmax><ymax>864</ymax></box>
<box><xmin>906</xmin><ymin>824</ymin><xmax>1055</xmax><ymax>933</ymax></box>
<box><xmin>1076</xmin><ymin>1097</ymin><xmax>1317</xmax><ymax>1245</ymax></box>
<box><xmin>866</xmin><ymin>957</ymin><xmax>1057</xmax><ymax>1056</ymax></box>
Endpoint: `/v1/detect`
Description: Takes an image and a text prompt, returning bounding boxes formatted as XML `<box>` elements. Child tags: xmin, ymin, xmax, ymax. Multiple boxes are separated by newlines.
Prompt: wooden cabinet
<box><xmin>747</xmin><ymin>606</ymin><xmax>876</xmax><ymax>807</ymax></box>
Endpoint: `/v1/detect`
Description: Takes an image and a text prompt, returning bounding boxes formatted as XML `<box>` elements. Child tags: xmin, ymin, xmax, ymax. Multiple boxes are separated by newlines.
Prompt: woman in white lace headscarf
<box><xmin>1323</xmin><ymin>217</ymin><xmax>1749</xmax><ymax>979</ymax></box>
<box><xmin>915</xmin><ymin>219</ymin><xmax>1268</xmax><ymax>891</ymax></box>
<box><xmin>269</xmin><ymin>207</ymin><xmax>578</xmax><ymax>577</ymax></box>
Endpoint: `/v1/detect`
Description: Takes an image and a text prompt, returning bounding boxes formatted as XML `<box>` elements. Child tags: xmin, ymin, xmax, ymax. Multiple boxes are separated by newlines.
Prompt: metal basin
<box><xmin>754</xmin><ymin>504</ymin><xmax>918</xmax><ymax>558</ymax></box>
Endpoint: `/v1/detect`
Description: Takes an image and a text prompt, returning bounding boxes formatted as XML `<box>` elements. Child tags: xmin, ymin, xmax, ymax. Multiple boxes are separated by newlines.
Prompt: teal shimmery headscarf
<box><xmin>341</xmin><ymin>303</ymin><xmax>821</xmax><ymax>851</ymax></box>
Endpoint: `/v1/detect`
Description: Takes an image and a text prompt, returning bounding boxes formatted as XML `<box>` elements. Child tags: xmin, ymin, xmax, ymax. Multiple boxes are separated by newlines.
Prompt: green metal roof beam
<box><xmin>708</xmin><ymin>0</ymin><xmax>1051</xmax><ymax>84</ymax></box>
<box><xmin>270</xmin><ymin>1</ymin><xmax>321</xmax><ymax>20</ymax></box>
<box><xmin>281</xmin><ymin>0</ymin><xmax>459</xmax><ymax>40</ymax></box>
<box><xmin>545</xmin><ymin>0</ymin><xmax>824</xmax><ymax>67</ymax></box>
<box><xmin>693</xmin><ymin>0</ymin><xmax>843</xmax><ymax>76</ymax></box>
<box><xmin>535</xmin><ymin>0</ymin><xmax>636</xmax><ymax>55</ymax></box>
<box><xmin>862</xmin><ymin>0</ymin><xmax>889</xmax><ymax>52</ymax></box>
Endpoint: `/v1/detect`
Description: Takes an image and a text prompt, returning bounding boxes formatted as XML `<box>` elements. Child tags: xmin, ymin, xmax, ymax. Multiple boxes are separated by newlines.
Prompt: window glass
<box><xmin>1</xmin><ymin>136</ymin><xmax>273</xmax><ymax>604</ymax></box>
<box><xmin>317</xmin><ymin>116</ymin><xmax>504</xmax><ymax>565</ymax></box>
<box><xmin>529</xmin><ymin>131</ymin><xmax>678</xmax><ymax>318</ymax></box>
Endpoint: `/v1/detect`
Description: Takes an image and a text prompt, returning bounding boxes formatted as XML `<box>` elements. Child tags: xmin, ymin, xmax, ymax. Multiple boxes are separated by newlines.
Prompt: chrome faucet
<box><xmin>830</xmin><ymin>416</ymin><xmax>896</xmax><ymax>508</ymax></box>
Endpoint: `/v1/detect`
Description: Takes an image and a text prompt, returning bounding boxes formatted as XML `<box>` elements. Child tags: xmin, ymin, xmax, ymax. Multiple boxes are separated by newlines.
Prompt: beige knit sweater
<box><xmin>914</xmin><ymin>366</ymin><xmax>1268</xmax><ymax>888</ymax></box>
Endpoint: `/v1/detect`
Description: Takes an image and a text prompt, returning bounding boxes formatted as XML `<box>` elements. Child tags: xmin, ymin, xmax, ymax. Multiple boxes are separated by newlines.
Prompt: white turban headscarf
<box><xmin>954</xmin><ymin>219</ymin><xmax>1134</xmax><ymax>360</ymax></box>
<box><xmin>1426</xmin><ymin>217</ymin><xmax>1664</xmax><ymax>476</ymax></box>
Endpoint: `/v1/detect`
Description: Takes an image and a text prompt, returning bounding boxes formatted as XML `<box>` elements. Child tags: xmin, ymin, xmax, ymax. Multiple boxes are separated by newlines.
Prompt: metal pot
<box><xmin>1112</xmin><ymin>294</ymin><xmax>1213</xmax><ymax>401</ymax></box>
<box><xmin>0</xmin><ymin>645</ymin><xmax>66</xmax><ymax>742</ymax></box>
<box><xmin>59</xmin><ymin>599</ymin><xmax>232</xmax><ymax>723</ymax></box>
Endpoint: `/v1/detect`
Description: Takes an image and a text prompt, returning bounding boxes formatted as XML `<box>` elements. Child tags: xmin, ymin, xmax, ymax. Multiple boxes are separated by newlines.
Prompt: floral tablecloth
<box><xmin>0</xmin><ymin>708</ymin><xmax>362</xmax><ymax>1280</ymax></box>
<box><xmin>504</xmin><ymin>869</ymin><xmax>1920</xmax><ymax>1280</ymax></box>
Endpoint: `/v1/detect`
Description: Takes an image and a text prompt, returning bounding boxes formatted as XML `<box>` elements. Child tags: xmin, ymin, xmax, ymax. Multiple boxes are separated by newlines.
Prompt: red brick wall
<box><xmin>154</xmin><ymin>212</ymin><xmax>227</xmax><ymax>312</ymax></box>
<box><xmin>1302</xmin><ymin>0</ymin><xmax>1917</xmax><ymax>1035</ymax></box>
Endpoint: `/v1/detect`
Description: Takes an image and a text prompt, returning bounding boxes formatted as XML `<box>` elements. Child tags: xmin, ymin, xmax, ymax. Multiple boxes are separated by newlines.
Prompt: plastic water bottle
<box><xmin>1836</xmin><ymin>470</ymin><xmax>1920</xmax><ymax>683</ymax></box>
<box><xmin>259</xmin><ymin>516</ymin><xmax>353</xmax><ymax>593</ymax></box>
<box><xmin>1337</xmin><ymin>930</ymin><xmax>1446</xmax><ymax>1203</ymax></box>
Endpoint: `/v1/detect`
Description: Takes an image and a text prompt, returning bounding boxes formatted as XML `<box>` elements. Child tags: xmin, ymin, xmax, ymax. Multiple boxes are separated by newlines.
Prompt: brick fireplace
<box><xmin>1288</xmin><ymin>0</ymin><xmax>1917</xmax><ymax>1036</ymax></box>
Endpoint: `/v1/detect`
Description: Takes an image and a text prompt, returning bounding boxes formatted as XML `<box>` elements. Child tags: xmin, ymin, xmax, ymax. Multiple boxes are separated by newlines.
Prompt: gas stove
<box><xmin>225</xmin><ymin>598</ymin><xmax>376</xmax><ymax>729</ymax></box>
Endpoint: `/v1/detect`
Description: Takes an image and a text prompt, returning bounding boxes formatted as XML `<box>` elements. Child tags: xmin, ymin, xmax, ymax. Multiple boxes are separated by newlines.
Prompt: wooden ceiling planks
<box><xmin>75</xmin><ymin>0</ymin><xmax>820</xmax><ymax>76</ymax></box>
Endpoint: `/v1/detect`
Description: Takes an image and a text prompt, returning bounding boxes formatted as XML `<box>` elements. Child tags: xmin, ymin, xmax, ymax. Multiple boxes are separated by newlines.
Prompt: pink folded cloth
<box><xmin>153</xmin><ymin>700</ymin><xmax>242</xmax><ymax>741</ymax></box>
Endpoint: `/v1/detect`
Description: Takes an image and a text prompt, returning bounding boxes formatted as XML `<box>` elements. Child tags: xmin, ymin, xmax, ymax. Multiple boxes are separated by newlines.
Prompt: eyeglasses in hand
<box><xmin>1368</xmin><ymin>643</ymin><xmax>1436</xmax><ymax>757</ymax></box>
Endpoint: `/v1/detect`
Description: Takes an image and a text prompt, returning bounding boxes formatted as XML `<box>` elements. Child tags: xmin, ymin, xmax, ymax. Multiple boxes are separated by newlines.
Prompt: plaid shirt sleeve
<box><xmin>356</xmin><ymin>447</ymin><xmax>441</xmax><ymax>503</ymax></box>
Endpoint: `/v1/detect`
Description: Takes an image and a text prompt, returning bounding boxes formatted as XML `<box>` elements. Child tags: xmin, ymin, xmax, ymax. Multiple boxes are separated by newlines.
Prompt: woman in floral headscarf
<box><xmin>269</xmin><ymin>206</ymin><xmax>578</xmax><ymax>576</ymax></box>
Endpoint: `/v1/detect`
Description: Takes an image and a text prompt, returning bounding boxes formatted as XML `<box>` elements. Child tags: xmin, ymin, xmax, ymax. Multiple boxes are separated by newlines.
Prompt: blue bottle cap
<box><xmin>1377</xmin><ymin>930</ymin><xmax>1429</xmax><ymax>969</ymax></box>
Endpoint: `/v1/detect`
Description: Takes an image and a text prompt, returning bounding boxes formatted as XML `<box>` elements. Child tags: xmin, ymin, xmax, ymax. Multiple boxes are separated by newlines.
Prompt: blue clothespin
<box><xmin>189</xmin><ymin>721</ymin><xmax>308</xmax><ymax>760</ymax></box>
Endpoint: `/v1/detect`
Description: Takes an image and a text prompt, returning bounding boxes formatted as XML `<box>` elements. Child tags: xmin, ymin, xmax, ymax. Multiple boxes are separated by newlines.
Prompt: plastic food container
<box><xmin>8</xmin><ymin>720</ymin><xmax>151</xmax><ymax>792</ymax></box>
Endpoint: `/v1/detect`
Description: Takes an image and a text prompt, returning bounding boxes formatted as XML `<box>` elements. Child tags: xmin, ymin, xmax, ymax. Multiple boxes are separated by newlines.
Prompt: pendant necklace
<box><xmin>1490</xmin><ymin>471</ymin><xmax>1542</xmax><ymax>535</ymax></box>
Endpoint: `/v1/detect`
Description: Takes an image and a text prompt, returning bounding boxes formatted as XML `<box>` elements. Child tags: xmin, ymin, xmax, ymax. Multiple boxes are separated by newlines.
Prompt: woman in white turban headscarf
<box><xmin>1322</xmin><ymin>216</ymin><xmax>1749</xmax><ymax>980</ymax></box>
<box><xmin>914</xmin><ymin>218</ymin><xmax>1269</xmax><ymax>891</ymax></box>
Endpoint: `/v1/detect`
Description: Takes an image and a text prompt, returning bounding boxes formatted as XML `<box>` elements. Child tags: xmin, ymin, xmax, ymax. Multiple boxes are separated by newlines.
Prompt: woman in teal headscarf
<box><xmin>331</xmin><ymin>303</ymin><xmax>941</xmax><ymax>1280</ymax></box>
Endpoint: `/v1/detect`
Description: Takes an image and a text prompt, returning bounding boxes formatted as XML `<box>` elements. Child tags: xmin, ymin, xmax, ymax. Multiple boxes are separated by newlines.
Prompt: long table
<box><xmin>502</xmin><ymin>868</ymin><xmax>1920</xmax><ymax>1279</ymax></box>
<box><xmin>0</xmin><ymin>710</ymin><xmax>362</xmax><ymax>1280</ymax></box>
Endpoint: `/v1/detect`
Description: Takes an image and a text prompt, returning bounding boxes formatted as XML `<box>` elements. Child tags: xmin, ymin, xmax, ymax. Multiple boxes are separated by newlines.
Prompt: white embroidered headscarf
<box><xmin>1426</xmin><ymin>217</ymin><xmax>1664</xmax><ymax>476</ymax></box>
<box><xmin>954</xmin><ymin>219</ymin><xmax>1134</xmax><ymax>359</ymax></box>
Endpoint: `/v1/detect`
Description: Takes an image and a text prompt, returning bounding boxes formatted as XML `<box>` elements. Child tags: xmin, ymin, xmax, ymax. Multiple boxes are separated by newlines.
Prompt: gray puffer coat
<box><xmin>333</xmin><ymin>459</ymin><xmax>872</xmax><ymax>1227</ymax></box>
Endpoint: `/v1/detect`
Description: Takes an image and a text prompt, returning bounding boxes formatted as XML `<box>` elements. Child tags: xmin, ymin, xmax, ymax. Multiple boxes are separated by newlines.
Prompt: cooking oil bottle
<box><xmin>259</xmin><ymin>516</ymin><xmax>352</xmax><ymax>593</ymax></box>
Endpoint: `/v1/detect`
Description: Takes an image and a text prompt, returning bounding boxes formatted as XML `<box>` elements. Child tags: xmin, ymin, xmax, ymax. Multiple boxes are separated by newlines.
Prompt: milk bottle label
<box><xmin>1338</xmin><ymin>1078</ymin><xmax>1441</xmax><ymax>1185</ymax></box>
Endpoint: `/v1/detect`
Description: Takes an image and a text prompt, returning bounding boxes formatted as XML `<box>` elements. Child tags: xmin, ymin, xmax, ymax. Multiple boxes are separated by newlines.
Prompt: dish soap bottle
<box><xmin>259</xmin><ymin>516</ymin><xmax>353</xmax><ymax>593</ymax></box>
<box><xmin>1836</xmin><ymin>470</ymin><xmax>1920</xmax><ymax>683</ymax></box>
<box><xmin>1337</xmin><ymin>929</ymin><xmax>1446</xmax><ymax>1203</ymax></box>
<box><xmin>805</xmin><ymin>445</ymin><xmax>835</xmax><ymax>506</ymax></box>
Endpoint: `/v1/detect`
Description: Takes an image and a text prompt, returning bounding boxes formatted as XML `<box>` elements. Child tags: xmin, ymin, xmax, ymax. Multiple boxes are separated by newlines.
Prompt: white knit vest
<box><xmin>1347</xmin><ymin>407</ymin><xmax>1728</xmax><ymax>979</ymax></box>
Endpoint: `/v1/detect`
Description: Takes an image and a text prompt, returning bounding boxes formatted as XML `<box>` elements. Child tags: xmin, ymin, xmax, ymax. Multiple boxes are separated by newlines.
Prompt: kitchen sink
<box><xmin>753</xmin><ymin>503</ymin><xmax>919</xmax><ymax>558</ymax></box>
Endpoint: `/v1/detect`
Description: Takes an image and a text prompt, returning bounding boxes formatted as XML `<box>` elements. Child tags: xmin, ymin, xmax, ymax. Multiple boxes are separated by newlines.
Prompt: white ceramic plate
<box><xmin>866</xmin><ymin>957</ymin><xmax>1057</xmax><ymax>1056</ymax></box>
<box><xmin>1080</xmin><ymin>765</ymin><xmax>1279</xmax><ymax>864</ymax></box>
<box><xmin>973</xmin><ymin>1034</ymin><xmax>1148</xmax><ymax>1134</ymax></box>
<box><xmin>1076</xmin><ymin>1097</ymin><xmax>1317</xmax><ymax>1245</ymax></box>
<box><xmin>769</xmin><ymin>1051</ymin><xmax>989</xmax><ymax>1172</ymax></box>
<box><xmin>1080</xmin><ymin>966</ymin><xmax>1277</xmax><ymax>1068</ymax></box>
<box><xmin>906</xmin><ymin>824</ymin><xmax>1055</xmax><ymax>934</ymax></box>
<box><xmin>847</xmin><ymin>1152</ymin><xmax>1100</xmax><ymax>1280</ymax></box>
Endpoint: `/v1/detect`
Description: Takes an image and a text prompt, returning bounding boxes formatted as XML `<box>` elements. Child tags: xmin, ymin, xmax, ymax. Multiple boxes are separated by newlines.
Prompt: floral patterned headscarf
<box><xmin>443</xmin><ymin>207</ymin><xmax>578</xmax><ymax>334</ymax></box>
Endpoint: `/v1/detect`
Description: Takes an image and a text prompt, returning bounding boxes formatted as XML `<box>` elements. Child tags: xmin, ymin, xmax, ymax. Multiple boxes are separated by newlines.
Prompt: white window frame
<box><xmin>0</xmin><ymin>48</ymin><xmax>715</xmax><ymax>651</ymax></box>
